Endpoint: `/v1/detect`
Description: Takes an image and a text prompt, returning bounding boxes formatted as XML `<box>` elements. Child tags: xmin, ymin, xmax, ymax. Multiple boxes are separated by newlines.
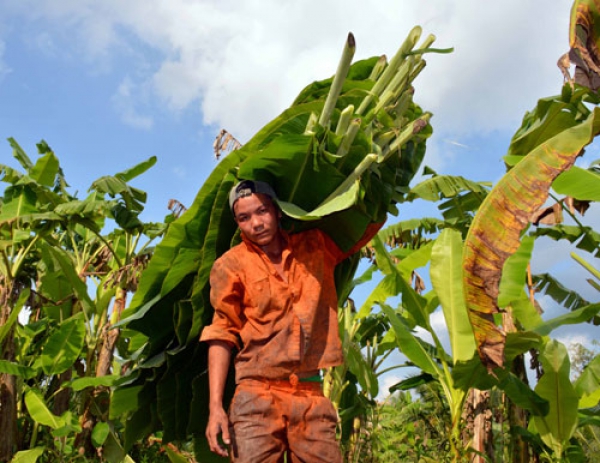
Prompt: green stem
<box><xmin>371</xmin><ymin>57</ymin><xmax>414</xmax><ymax>116</ymax></box>
<box><xmin>320</xmin><ymin>153</ymin><xmax>378</xmax><ymax>205</ymax></box>
<box><xmin>318</xmin><ymin>33</ymin><xmax>356</xmax><ymax>128</ymax></box>
<box><xmin>373</xmin><ymin>349</ymin><xmax>396</xmax><ymax>373</ymax></box>
<box><xmin>305</xmin><ymin>111</ymin><xmax>318</xmax><ymax>135</ymax></box>
<box><xmin>336</xmin><ymin>118</ymin><xmax>361</xmax><ymax>158</ymax></box>
<box><xmin>571</xmin><ymin>252</ymin><xmax>600</xmax><ymax>280</ymax></box>
<box><xmin>11</xmin><ymin>234</ymin><xmax>40</xmax><ymax>280</ymax></box>
<box><xmin>132</xmin><ymin>232</ymin><xmax>142</xmax><ymax>260</ymax></box>
<box><xmin>376</xmin><ymin>364</ymin><xmax>404</xmax><ymax>379</ymax></box>
<box><xmin>429</xmin><ymin>328</ymin><xmax>454</xmax><ymax>411</ymax></box>
<box><xmin>589</xmin><ymin>279</ymin><xmax>600</xmax><ymax>291</ymax></box>
<box><xmin>407</xmin><ymin>60</ymin><xmax>427</xmax><ymax>85</ymax></box>
<box><xmin>335</xmin><ymin>105</ymin><xmax>355</xmax><ymax>136</ymax></box>
<box><xmin>69</xmin><ymin>232</ymin><xmax>82</xmax><ymax>270</ymax></box>
<box><xmin>356</xmin><ymin>25</ymin><xmax>422</xmax><ymax>115</ymax></box>
<box><xmin>407</xmin><ymin>46</ymin><xmax>454</xmax><ymax>56</ymax></box>
<box><xmin>381</xmin><ymin>113</ymin><xmax>431</xmax><ymax>157</ymax></box>
<box><xmin>393</xmin><ymin>88</ymin><xmax>414</xmax><ymax>119</ymax></box>
<box><xmin>415</xmin><ymin>33</ymin><xmax>436</xmax><ymax>51</ymax></box>
<box><xmin>29</xmin><ymin>422</ymin><xmax>39</xmax><ymax>449</ymax></box>
<box><xmin>374</xmin><ymin>130</ymin><xmax>396</xmax><ymax>147</ymax></box>
<box><xmin>368</xmin><ymin>55</ymin><xmax>387</xmax><ymax>81</ymax></box>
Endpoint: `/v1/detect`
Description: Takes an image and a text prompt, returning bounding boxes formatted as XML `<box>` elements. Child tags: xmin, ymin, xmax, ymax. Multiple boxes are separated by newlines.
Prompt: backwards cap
<box><xmin>229</xmin><ymin>180</ymin><xmax>278</xmax><ymax>210</ymax></box>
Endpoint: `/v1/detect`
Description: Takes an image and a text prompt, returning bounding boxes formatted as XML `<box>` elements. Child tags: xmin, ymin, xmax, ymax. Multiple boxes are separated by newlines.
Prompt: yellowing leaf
<box><xmin>463</xmin><ymin>99</ymin><xmax>600</xmax><ymax>371</ymax></box>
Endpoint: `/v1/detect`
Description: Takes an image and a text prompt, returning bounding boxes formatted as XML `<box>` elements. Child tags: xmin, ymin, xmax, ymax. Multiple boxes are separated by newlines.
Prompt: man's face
<box><xmin>233</xmin><ymin>193</ymin><xmax>281</xmax><ymax>247</ymax></box>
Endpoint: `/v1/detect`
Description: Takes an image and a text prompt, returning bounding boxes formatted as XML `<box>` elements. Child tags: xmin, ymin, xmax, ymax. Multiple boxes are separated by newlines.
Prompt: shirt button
<box><xmin>289</xmin><ymin>373</ymin><xmax>299</xmax><ymax>387</ymax></box>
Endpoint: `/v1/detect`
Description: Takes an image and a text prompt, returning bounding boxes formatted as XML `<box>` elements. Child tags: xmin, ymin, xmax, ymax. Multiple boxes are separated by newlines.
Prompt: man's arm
<box><xmin>205</xmin><ymin>340</ymin><xmax>233</xmax><ymax>457</ymax></box>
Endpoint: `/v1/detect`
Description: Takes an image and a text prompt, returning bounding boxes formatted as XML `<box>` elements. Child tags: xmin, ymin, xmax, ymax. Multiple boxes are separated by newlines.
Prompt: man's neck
<box><xmin>260</xmin><ymin>232</ymin><xmax>284</xmax><ymax>263</ymax></box>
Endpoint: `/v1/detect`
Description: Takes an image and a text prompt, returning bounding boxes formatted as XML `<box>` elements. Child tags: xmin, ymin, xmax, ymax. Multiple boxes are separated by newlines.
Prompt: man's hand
<box><xmin>206</xmin><ymin>340</ymin><xmax>233</xmax><ymax>457</ymax></box>
<box><xmin>206</xmin><ymin>406</ymin><xmax>231</xmax><ymax>457</ymax></box>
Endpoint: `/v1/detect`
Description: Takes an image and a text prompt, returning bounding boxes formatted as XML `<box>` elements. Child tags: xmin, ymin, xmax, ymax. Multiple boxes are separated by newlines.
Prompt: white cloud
<box><xmin>172</xmin><ymin>166</ymin><xmax>187</xmax><ymax>179</ymax></box>
<box><xmin>557</xmin><ymin>332</ymin><xmax>593</xmax><ymax>349</ymax></box>
<box><xmin>1</xmin><ymin>0</ymin><xmax>575</xmax><ymax>156</ymax></box>
<box><xmin>430</xmin><ymin>308</ymin><xmax>448</xmax><ymax>333</ymax></box>
<box><xmin>111</xmin><ymin>76</ymin><xmax>154</xmax><ymax>130</ymax></box>
<box><xmin>377</xmin><ymin>373</ymin><xmax>403</xmax><ymax>402</ymax></box>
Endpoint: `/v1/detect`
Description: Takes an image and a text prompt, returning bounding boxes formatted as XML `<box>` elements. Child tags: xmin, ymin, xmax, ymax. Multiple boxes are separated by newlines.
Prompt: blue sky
<box><xmin>1</xmin><ymin>0</ymin><xmax>598</xmax><ymax>397</ymax></box>
<box><xmin>1</xmin><ymin>0</ymin><xmax>573</xmax><ymax>222</ymax></box>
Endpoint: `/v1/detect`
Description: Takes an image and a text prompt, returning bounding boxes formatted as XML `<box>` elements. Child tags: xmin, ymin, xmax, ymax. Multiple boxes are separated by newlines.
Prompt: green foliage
<box><xmin>374</xmin><ymin>388</ymin><xmax>452</xmax><ymax>462</ymax></box>
<box><xmin>464</xmin><ymin>85</ymin><xmax>600</xmax><ymax>372</ymax></box>
<box><xmin>430</xmin><ymin>229</ymin><xmax>475</xmax><ymax>363</ymax></box>
<box><xmin>531</xmin><ymin>224</ymin><xmax>600</xmax><ymax>258</ymax></box>
<box><xmin>533</xmin><ymin>273</ymin><xmax>590</xmax><ymax>312</ymax></box>
<box><xmin>533</xmin><ymin>341</ymin><xmax>580</xmax><ymax>457</ymax></box>
<box><xmin>0</xmin><ymin>139</ymin><xmax>167</xmax><ymax>462</ymax></box>
<box><xmin>352</xmin><ymin>228</ymin><xmax>479</xmax><ymax>459</ymax></box>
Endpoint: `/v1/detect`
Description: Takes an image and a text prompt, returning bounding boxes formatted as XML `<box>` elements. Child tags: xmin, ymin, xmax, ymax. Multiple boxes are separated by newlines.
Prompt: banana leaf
<box><xmin>462</xmin><ymin>87</ymin><xmax>600</xmax><ymax>373</ymax></box>
<box><xmin>533</xmin><ymin>340</ymin><xmax>579</xmax><ymax>457</ymax></box>
<box><xmin>430</xmin><ymin>229</ymin><xmax>475</xmax><ymax>363</ymax></box>
<box><xmin>530</xmin><ymin>224</ymin><xmax>600</xmax><ymax>258</ymax></box>
<box><xmin>116</xmin><ymin>28</ymin><xmax>450</xmax><ymax>446</ymax></box>
<box><xmin>563</xmin><ymin>0</ymin><xmax>600</xmax><ymax>89</ymax></box>
<box><xmin>532</xmin><ymin>272</ymin><xmax>590</xmax><ymax>311</ymax></box>
<box><xmin>553</xmin><ymin>165</ymin><xmax>600</xmax><ymax>200</ymax></box>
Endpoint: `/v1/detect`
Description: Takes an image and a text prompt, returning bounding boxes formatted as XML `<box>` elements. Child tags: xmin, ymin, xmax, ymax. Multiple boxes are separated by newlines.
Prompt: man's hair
<box><xmin>228</xmin><ymin>180</ymin><xmax>278</xmax><ymax>210</ymax></box>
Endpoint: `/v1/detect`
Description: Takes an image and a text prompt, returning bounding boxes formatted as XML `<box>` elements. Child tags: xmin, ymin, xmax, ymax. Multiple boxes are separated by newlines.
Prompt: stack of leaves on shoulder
<box><xmin>115</xmin><ymin>27</ymin><xmax>452</xmax><ymax>446</ymax></box>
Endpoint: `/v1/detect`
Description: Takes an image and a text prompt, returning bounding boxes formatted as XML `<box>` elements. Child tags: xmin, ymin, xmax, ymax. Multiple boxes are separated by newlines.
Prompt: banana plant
<box><xmin>114</xmin><ymin>27</ymin><xmax>452</xmax><ymax>455</ymax></box>
<box><xmin>0</xmin><ymin>139</ymin><xmax>164</xmax><ymax>462</ymax></box>
<box><xmin>493</xmin><ymin>230</ymin><xmax>600</xmax><ymax>461</ymax></box>
<box><xmin>366</xmin><ymin>226</ymin><xmax>588</xmax><ymax>460</ymax></box>
<box><xmin>322</xmin><ymin>172</ymin><xmax>493</xmax><ymax>459</ymax></box>
<box><xmin>322</xmin><ymin>301</ymin><xmax>402</xmax><ymax>460</ymax></box>
<box><xmin>463</xmin><ymin>0</ymin><xmax>600</xmax><ymax>373</ymax></box>
<box><xmin>531</xmin><ymin>248</ymin><xmax>600</xmax><ymax>461</ymax></box>
<box><xmin>0</xmin><ymin>139</ymin><xmax>75</xmax><ymax>461</ymax></box>
<box><xmin>462</xmin><ymin>85</ymin><xmax>600</xmax><ymax>373</ymax></box>
<box><xmin>373</xmin><ymin>228</ymin><xmax>480</xmax><ymax>459</ymax></box>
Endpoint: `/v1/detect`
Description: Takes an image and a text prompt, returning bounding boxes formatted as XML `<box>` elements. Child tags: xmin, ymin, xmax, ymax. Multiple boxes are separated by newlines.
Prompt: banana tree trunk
<box><xmin>506</xmin><ymin>362</ymin><xmax>530</xmax><ymax>463</ymax></box>
<box><xmin>96</xmin><ymin>288</ymin><xmax>126</xmax><ymax>376</ymax></box>
<box><xmin>53</xmin><ymin>369</ymin><xmax>73</xmax><ymax>416</ymax></box>
<box><xmin>503</xmin><ymin>312</ymin><xmax>531</xmax><ymax>463</ymax></box>
<box><xmin>474</xmin><ymin>389</ymin><xmax>493</xmax><ymax>463</ymax></box>
<box><xmin>0</xmin><ymin>289</ymin><xmax>17</xmax><ymax>462</ymax></box>
<box><xmin>463</xmin><ymin>388</ymin><xmax>494</xmax><ymax>463</ymax></box>
<box><xmin>76</xmin><ymin>288</ymin><xmax>127</xmax><ymax>455</ymax></box>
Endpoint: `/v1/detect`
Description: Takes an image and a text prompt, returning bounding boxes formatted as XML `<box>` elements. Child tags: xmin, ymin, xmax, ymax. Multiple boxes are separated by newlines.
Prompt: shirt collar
<box><xmin>241</xmin><ymin>229</ymin><xmax>292</xmax><ymax>263</ymax></box>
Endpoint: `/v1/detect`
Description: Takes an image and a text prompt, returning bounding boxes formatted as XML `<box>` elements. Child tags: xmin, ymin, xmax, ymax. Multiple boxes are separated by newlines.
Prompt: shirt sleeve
<box><xmin>199</xmin><ymin>256</ymin><xmax>245</xmax><ymax>350</ymax></box>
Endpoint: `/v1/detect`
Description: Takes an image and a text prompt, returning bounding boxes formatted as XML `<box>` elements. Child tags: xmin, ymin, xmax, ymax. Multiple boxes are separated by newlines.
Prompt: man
<box><xmin>200</xmin><ymin>179</ymin><xmax>382</xmax><ymax>462</ymax></box>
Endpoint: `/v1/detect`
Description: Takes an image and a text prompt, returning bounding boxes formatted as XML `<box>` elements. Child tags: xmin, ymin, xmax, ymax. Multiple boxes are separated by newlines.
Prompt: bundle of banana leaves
<box><xmin>113</xmin><ymin>27</ymin><xmax>450</xmax><ymax>454</ymax></box>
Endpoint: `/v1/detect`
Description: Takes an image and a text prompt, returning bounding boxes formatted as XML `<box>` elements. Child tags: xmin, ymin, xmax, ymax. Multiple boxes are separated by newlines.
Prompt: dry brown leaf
<box><xmin>530</xmin><ymin>203</ymin><xmax>564</xmax><ymax>226</ymax></box>
<box><xmin>213</xmin><ymin>128</ymin><xmax>242</xmax><ymax>159</ymax></box>
<box><xmin>564</xmin><ymin>196</ymin><xmax>591</xmax><ymax>215</ymax></box>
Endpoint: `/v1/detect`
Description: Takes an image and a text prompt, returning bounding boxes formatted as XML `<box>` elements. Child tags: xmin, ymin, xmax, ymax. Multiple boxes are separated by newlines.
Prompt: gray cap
<box><xmin>229</xmin><ymin>180</ymin><xmax>278</xmax><ymax>210</ymax></box>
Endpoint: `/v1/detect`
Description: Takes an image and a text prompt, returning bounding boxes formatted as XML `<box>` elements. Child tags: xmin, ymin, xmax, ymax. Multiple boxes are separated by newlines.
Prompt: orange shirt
<box><xmin>200</xmin><ymin>224</ymin><xmax>381</xmax><ymax>382</ymax></box>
